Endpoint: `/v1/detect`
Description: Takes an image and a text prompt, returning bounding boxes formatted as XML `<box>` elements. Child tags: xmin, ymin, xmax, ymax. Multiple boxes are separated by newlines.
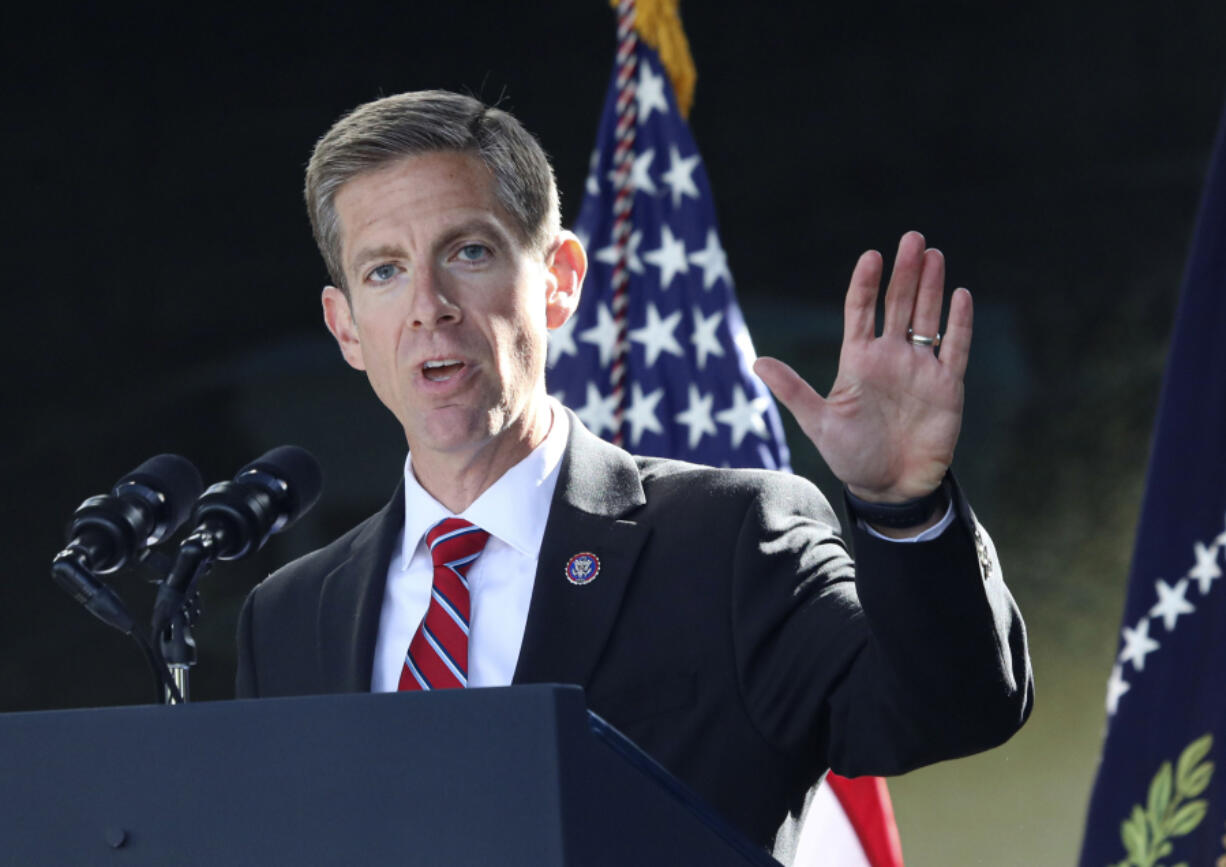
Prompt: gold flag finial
<box><xmin>613</xmin><ymin>0</ymin><xmax>696</xmax><ymax>118</ymax></box>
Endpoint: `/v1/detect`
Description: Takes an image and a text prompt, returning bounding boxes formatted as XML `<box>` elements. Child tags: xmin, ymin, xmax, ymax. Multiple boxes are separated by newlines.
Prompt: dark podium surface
<box><xmin>0</xmin><ymin>685</ymin><xmax>781</xmax><ymax>866</ymax></box>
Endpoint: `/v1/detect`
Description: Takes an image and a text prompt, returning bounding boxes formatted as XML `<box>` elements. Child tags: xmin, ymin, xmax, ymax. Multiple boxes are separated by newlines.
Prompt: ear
<box><xmin>543</xmin><ymin>231</ymin><xmax>587</xmax><ymax>330</ymax></box>
<box><xmin>322</xmin><ymin>286</ymin><xmax>366</xmax><ymax>371</ymax></box>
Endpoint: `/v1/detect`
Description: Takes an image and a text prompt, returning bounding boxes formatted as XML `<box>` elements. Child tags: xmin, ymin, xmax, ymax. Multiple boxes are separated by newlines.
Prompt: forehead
<box><xmin>334</xmin><ymin>150</ymin><xmax>517</xmax><ymax>266</ymax></box>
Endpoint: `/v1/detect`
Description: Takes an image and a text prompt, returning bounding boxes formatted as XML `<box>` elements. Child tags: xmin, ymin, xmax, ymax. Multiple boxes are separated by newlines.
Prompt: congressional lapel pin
<box><xmin>565</xmin><ymin>552</ymin><xmax>600</xmax><ymax>586</ymax></box>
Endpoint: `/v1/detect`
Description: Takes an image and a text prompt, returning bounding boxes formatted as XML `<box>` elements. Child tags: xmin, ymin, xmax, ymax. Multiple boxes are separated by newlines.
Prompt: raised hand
<box><xmin>754</xmin><ymin>231</ymin><xmax>971</xmax><ymax>503</ymax></box>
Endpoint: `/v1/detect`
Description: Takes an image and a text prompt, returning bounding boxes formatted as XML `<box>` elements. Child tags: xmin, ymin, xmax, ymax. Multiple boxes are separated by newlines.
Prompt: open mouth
<box><xmin>422</xmin><ymin>359</ymin><xmax>465</xmax><ymax>382</ymax></box>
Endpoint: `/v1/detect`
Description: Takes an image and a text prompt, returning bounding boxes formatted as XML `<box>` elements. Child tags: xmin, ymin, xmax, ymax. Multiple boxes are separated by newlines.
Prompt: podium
<box><xmin>0</xmin><ymin>685</ymin><xmax>781</xmax><ymax>865</ymax></box>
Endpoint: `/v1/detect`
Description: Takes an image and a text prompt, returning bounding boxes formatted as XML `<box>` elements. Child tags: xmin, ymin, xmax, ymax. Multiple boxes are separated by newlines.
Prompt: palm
<box><xmin>755</xmin><ymin>231</ymin><xmax>972</xmax><ymax>502</ymax></box>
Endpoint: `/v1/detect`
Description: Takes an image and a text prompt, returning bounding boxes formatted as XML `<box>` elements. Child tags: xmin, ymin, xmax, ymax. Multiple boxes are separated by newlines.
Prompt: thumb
<box><xmin>753</xmin><ymin>357</ymin><xmax>826</xmax><ymax>436</ymax></box>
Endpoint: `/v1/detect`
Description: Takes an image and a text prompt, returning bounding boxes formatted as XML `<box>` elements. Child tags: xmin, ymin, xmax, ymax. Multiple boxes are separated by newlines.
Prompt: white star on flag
<box><xmin>716</xmin><ymin>384</ymin><xmax>771</xmax><ymax>448</ymax></box>
<box><xmin>1105</xmin><ymin>664</ymin><xmax>1130</xmax><ymax>715</ymax></box>
<box><xmin>608</xmin><ymin>147</ymin><xmax>657</xmax><ymax>195</ymax></box>
<box><xmin>1188</xmin><ymin>540</ymin><xmax>1221</xmax><ymax>595</ymax></box>
<box><xmin>580</xmin><ymin>302</ymin><xmax>621</xmax><ymax>368</ymax></box>
<box><xmin>1149</xmin><ymin>577</ymin><xmax>1196</xmax><ymax>631</ymax></box>
<box><xmin>629</xmin><ymin>302</ymin><xmax>684</xmax><ymax>366</ymax></box>
<box><xmin>690</xmin><ymin>306</ymin><xmax>725</xmax><ymax>370</ymax></box>
<box><xmin>625</xmin><ymin>382</ymin><xmax>665</xmax><ymax>446</ymax></box>
<box><xmin>574</xmin><ymin>382</ymin><xmax>619</xmax><ymax>437</ymax></box>
<box><xmin>1119</xmin><ymin>618</ymin><xmax>1160</xmax><ymax>672</ymax></box>
<box><xmin>595</xmin><ymin>229</ymin><xmax>644</xmax><ymax>275</ymax></box>
<box><xmin>675</xmin><ymin>384</ymin><xmax>717</xmax><ymax>449</ymax></box>
<box><xmin>636</xmin><ymin>62</ymin><xmax>669</xmax><ymax>124</ymax></box>
<box><xmin>547</xmin><ymin>312</ymin><xmax>579</xmax><ymax>367</ymax></box>
<box><xmin>643</xmin><ymin>224</ymin><xmax>689</xmax><ymax>289</ymax></box>
<box><xmin>585</xmin><ymin>149</ymin><xmax>601</xmax><ymax>196</ymax></box>
<box><xmin>688</xmin><ymin>228</ymin><xmax>733</xmax><ymax>290</ymax></box>
<box><xmin>661</xmin><ymin>145</ymin><xmax>701</xmax><ymax>208</ymax></box>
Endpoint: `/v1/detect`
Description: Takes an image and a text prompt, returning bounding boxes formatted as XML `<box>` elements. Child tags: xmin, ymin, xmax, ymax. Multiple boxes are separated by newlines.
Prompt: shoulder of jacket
<box><xmin>633</xmin><ymin>457</ymin><xmax>828</xmax><ymax>510</ymax></box>
<box><xmin>248</xmin><ymin>508</ymin><xmax>384</xmax><ymax>598</ymax></box>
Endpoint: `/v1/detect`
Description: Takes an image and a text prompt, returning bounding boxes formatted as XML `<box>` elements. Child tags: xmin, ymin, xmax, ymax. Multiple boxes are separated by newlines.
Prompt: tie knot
<box><xmin>426</xmin><ymin>517</ymin><xmax>490</xmax><ymax>568</ymax></box>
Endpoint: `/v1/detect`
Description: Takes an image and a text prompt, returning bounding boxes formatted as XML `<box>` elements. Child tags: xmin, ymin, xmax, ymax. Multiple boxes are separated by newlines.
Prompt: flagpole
<box><xmin>607</xmin><ymin>0</ymin><xmax>639</xmax><ymax>447</ymax></box>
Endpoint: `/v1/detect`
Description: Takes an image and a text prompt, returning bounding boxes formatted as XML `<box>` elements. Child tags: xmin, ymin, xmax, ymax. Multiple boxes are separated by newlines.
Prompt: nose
<box><xmin>407</xmin><ymin>265</ymin><xmax>462</xmax><ymax>330</ymax></box>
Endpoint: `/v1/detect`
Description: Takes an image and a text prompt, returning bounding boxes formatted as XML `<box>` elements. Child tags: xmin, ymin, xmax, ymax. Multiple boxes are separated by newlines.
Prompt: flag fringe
<box><xmin>611</xmin><ymin>0</ymin><xmax>696</xmax><ymax>117</ymax></box>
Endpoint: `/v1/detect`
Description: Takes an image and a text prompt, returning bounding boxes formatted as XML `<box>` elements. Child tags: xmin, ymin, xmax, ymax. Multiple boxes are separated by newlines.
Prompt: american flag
<box><xmin>546</xmin><ymin>42</ymin><xmax>790</xmax><ymax>471</ymax></box>
<box><xmin>549</xmin><ymin>33</ymin><xmax>903</xmax><ymax>867</ymax></box>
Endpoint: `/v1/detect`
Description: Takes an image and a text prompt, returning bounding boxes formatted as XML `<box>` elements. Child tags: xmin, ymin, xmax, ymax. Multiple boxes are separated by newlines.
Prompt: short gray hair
<box><xmin>305</xmin><ymin>90</ymin><xmax>562</xmax><ymax>293</ymax></box>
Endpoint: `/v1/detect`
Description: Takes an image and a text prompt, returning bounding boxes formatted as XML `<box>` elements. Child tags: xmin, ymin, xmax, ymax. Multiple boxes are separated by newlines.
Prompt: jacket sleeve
<box><xmin>732</xmin><ymin>472</ymin><xmax>1033</xmax><ymax>777</ymax></box>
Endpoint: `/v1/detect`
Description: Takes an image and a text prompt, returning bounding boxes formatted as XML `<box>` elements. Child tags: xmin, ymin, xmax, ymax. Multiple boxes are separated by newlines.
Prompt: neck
<box><xmin>409</xmin><ymin>400</ymin><xmax>554</xmax><ymax>513</ymax></box>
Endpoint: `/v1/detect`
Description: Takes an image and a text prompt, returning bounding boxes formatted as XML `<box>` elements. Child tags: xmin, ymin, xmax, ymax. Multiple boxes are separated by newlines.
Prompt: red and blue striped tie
<box><xmin>398</xmin><ymin>518</ymin><xmax>490</xmax><ymax>691</ymax></box>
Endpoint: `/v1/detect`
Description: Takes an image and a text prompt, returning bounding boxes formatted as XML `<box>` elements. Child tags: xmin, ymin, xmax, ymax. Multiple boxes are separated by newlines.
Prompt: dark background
<box><xmin>5</xmin><ymin>2</ymin><xmax>1225</xmax><ymax>861</ymax></box>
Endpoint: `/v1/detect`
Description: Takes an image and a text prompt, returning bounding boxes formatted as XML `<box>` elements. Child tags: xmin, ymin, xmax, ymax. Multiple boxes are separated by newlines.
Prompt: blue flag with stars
<box><xmin>1079</xmin><ymin>104</ymin><xmax>1226</xmax><ymax>866</ymax></box>
<box><xmin>547</xmin><ymin>42</ymin><xmax>790</xmax><ymax>471</ymax></box>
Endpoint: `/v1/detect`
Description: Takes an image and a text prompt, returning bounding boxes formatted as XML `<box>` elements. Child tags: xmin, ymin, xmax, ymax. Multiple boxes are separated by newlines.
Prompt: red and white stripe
<box><xmin>398</xmin><ymin>518</ymin><xmax>489</xmax><ymax>692</ymax></box>
<box><xmin>795</xmin><ymin>773</ymin><xmax>904</xmax><ymax>866</ymax></box>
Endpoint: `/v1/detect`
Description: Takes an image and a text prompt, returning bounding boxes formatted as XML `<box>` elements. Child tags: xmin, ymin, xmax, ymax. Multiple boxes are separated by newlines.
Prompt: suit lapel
<box><xmin>316</xmin><ymin>481</ymin><xmax>405</xmax><ymax>693</ymax></box>
<box><xmin>513</xmin><ymin>412</ymin><xmax>650</xmax><ymax>686</ymax></box>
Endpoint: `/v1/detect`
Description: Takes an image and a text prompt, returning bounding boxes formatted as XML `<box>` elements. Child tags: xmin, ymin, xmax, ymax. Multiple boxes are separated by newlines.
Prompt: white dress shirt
<box><xmin>371</xmin><ymin>406</ymin><xmax>570</xmax><ymax>692</ymax></box>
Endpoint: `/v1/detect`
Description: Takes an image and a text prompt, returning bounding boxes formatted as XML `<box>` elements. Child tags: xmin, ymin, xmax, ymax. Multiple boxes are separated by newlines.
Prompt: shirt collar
<box><xmin>400</xmin><ymin>401</ymin><xmax>570</xmax><ymax>567</ymax></box>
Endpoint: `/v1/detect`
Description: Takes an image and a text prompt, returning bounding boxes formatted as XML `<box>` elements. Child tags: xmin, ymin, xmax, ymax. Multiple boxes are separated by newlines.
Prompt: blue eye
<box><xmin>457</xmin><ymin>244</ymin><xmax>489</xmax><ymax>262</ymax></box>
<box><xmin>369</xmin><ymin>263</ymin><xmax>399</xmax><ymax>283</ymax></box>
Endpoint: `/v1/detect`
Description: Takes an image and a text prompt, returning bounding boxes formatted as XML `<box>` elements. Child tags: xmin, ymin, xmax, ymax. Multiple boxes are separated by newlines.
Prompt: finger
<box><xmin>881</xmin><ymin>230</ymin><xmax>927</xmax><ymax>337</ymax></box>
<box><xmin>939</xmin><ymin>287</ymin><xmax>974</xmax><ymax>379</ymax></box>
<box><xmin>753</xmin><ymin>357</ymin><xmax>826</xmax><ymax>436</ymax></box>
<box><xmin>844</xmin><ymin>250</ymin><xmax>882</xmax><ymax>346</ymax></box>
<box><xmin>909</xmin><ymin>247</ymin><xmax>945</xmax><ymax>345</ymax></box>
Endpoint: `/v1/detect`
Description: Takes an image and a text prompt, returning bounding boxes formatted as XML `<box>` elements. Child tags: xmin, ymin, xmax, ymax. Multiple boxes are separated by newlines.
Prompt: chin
<box><xmin>405</xmin><ymin>395</ymin><xmax>539</xmax><ymax>458</ymax></box>
<box><xmin>413</xmin><ymin>411</ymin><xmax>492</xmax><ymax>454</ymax></box>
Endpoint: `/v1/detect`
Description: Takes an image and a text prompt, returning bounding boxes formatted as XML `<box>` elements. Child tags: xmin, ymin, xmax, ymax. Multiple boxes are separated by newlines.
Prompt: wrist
<box><xmin>845</xmin><ymin>477</ymin><xmax>950</xmax><ymax>530</ymax></box>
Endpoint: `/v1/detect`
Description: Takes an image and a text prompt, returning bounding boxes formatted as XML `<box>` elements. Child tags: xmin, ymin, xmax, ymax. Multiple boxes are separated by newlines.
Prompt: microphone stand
<box><xmin>160</xmin><ymin>603</ymin><xmax>197</xmax><ymax>704</ymax></box>
<box><xmin>151</xmin><ymin>525</ymin><xmax>227</xmax><ymax>705</ymax></box>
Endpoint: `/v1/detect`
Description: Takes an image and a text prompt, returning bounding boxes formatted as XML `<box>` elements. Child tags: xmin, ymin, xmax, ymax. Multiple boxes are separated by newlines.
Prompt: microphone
<box><xmin>187</xmin><ymin>444</ymin><xmax>323</xmax><ymax>562</ymax></box>
<box><xmin>152</xmin><ymin>446</ymin><xmax>322</xmax><ymax>629</ymax></box>
<box><xmin>58</xmin><ymin>453</ymin><xmax>204</xmax><ymax>574</ymax></box>
<box><xmin>52</xmin><ymin>453</ymin><xmax>204</xmax><ymax>632</ymax></box>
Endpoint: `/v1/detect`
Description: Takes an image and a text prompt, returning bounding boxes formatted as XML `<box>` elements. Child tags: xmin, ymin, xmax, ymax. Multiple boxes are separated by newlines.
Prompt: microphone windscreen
<box><xmin>114</xmin><ymin>453</ymin><xmax>204</xmax><ymax>533</ymax></box>
<box><xmin>239</xmin><ymin>445</ymin><xmax>323</xmax><ymax>525</ymax></box>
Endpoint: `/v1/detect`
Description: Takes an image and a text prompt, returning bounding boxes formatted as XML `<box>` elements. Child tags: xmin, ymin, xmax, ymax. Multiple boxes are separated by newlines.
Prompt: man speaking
<box><xmin>236</xmin><ymin>90</ymin><xmax>1032</xmax><ymax>852</ymax></box>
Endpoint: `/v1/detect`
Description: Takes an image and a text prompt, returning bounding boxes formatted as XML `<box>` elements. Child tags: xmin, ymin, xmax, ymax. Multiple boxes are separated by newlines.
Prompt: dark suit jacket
<box><xmin>237</xmin><ymin>414</ymin><xmax>1033</xmax><ymax>849</ymax></box>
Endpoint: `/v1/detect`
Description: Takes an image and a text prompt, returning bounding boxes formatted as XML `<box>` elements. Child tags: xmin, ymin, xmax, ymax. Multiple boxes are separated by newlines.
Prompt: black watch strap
<box><xmin>844</xmin><ymin>478</ymin><xmax>950</xmax><ymax>529</ymax></box>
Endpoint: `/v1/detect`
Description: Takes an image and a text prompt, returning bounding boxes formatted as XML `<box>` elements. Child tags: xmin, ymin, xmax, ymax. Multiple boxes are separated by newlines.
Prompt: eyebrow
<box><xmin>350</xmin><ymin>244</ymin><xmax>408</xmax><ymax>276</ymax></box>
<box><xmin>434</xmin><ymin>217</ymin><xmax>514</xmax><ymax>252</ymax></box>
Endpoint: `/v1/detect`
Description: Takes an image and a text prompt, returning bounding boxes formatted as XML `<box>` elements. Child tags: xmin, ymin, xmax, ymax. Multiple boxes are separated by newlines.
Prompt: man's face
<box><xmin>322</xmin><ymin>151</ymin><xmax>581</xmax><ymax>465</ymax></box>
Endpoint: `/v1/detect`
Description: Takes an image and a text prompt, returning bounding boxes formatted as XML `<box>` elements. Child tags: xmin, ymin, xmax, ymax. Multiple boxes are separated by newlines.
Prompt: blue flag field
<box><xmin>1079</xmin><ymin>104</ymin><xmax>1226</xmax><ymax>866</ymax></box>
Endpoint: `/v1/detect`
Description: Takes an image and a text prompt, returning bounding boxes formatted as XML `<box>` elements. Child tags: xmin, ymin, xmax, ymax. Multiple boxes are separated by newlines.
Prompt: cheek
<box><xmin>491</xmin><ymin>318</ymin><xmax>532</xmax><ymax>364</ymax></box>
<box><xmin>514</xmin><ymin>330</ymin><xmax>543</xmax><ymax>376</ymax></box>
<box><xmin>352</xmin><ymin>317</ymin><xmax>404</xmax><ymax>384</ymax></box>
<box><xmin>488</xmin><ymin>318</ymin><xmax>545</xmax><ymax>395</ymax></box>
<box><xmin>515</xmin><ymin>304</ymin><xmax>548</xmax><ymax>361</ymax></box>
